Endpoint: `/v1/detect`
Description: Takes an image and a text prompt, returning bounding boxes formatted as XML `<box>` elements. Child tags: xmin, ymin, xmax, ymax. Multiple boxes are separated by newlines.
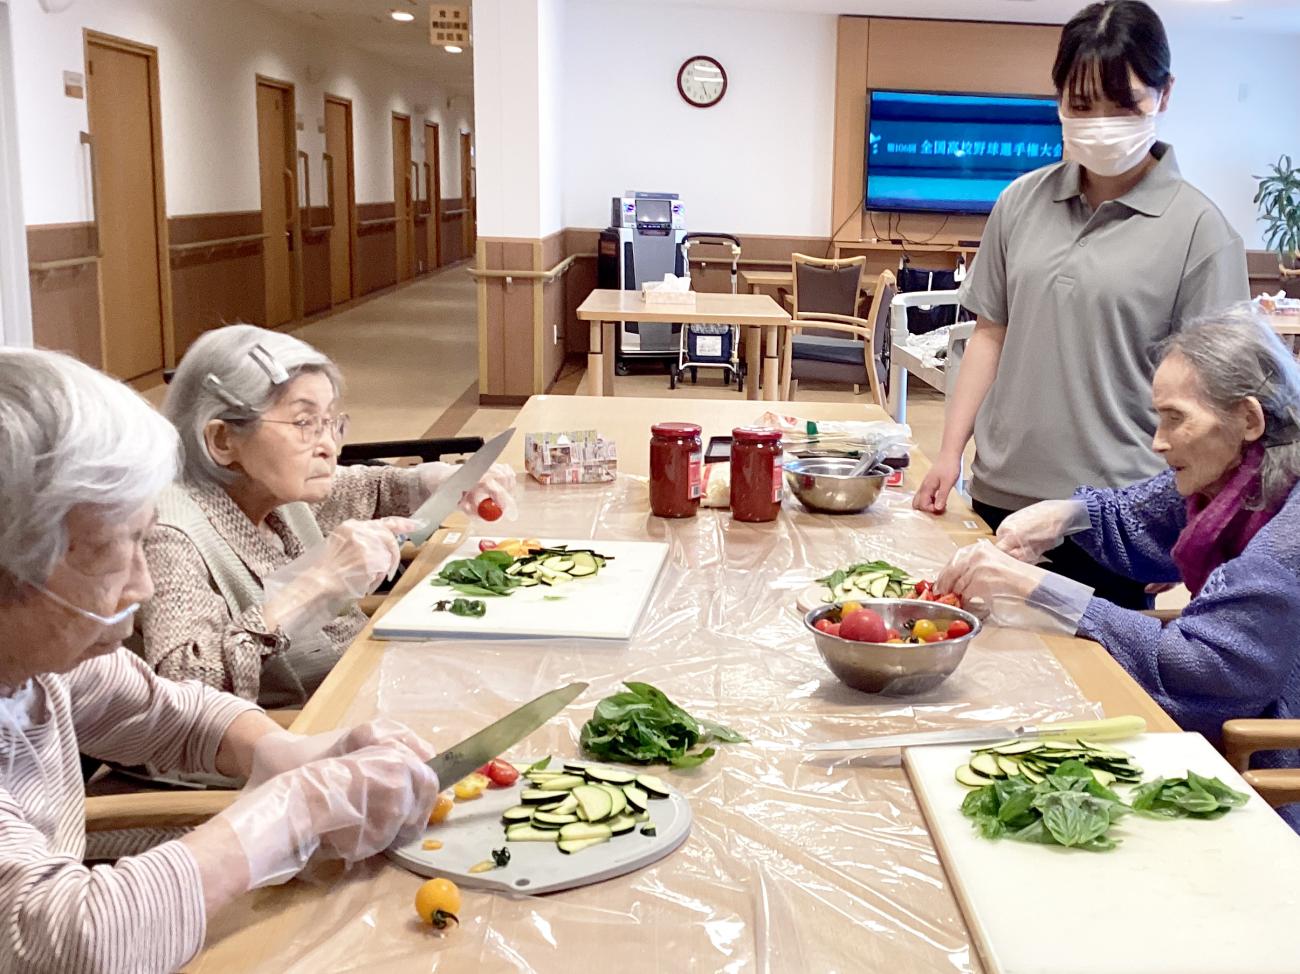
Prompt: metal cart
<box><xmin>670</xmin><ymin>232</ymin><xmax>745</xmax><ymax>392</ymax></box>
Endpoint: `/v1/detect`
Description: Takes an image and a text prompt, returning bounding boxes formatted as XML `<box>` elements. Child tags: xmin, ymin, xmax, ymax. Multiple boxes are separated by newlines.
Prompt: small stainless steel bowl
<box><xmin>785</xmin><ymin>456</ymin><xmax>889</xmax><ymax>514</ymax></box>
<box><xmin>802</xmin><ymin>598</ymin><xmax>981</xmax><ymax>696</ymax></box>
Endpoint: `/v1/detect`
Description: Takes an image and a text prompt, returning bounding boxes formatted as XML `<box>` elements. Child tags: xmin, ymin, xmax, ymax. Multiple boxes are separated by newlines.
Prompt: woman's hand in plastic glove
<box><xmin>324</xmin><ymin>516</ymin><xmax>419</xmax><ymax>595</ymax></box>
<box><xmin>416</xmin><ymin>461</ymin><xmax>518</xmax><ymax>521</ymax></box>
<box><xmin>913</xmin><ymin>452</ymin><xmax>962</xmax><ymax>514</ymax></box>
<box><xmin>937</xmin><ymin>540</ymin><xmax>1047</xmax><ymax>603</ymax></box>
<box><xmin>220</xmin><ymin>743</ymin><xmax>439</xmax><ymax>889</ymax></box>
<box><xmin>246</xmin><ymin>717</ymin><xmax>436</xmax><ymax>788</ymax></box>
<box><xmin>995</xmin><ymin>499</ymin><xmax>1091</xmax><ymax>564</ymax></box>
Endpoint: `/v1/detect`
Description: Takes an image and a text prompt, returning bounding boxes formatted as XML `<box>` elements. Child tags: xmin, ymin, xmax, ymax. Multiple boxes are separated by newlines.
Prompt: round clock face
<box><xmin>677</xmin><ymin>56</ymin><xmax>727</xmax><ymax>108</ymax></box>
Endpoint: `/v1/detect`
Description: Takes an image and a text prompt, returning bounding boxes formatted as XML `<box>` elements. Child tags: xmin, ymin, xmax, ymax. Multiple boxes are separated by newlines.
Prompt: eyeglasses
<box><xmin>34</xmin><ymin>583</ymin><xmax>139</xmax><ymax>626</ymax></box>
<box><xmin>259</xmin><ymin>413</ymin><xmax>351</xmax><ymax>446</ymax></box>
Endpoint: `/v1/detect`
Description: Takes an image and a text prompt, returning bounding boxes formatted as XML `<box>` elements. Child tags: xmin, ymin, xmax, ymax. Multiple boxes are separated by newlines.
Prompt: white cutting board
<box><xmin>905</xmin><ymin>733</ymin><xmax>1300</xmax><ymax>974</ymax></box>
<box><xmin>386</xmin><ymin>761</ymin><xmax>692</xmax><ymax>894</ymax></box>
<box><xmin>373</xmin><ymin>537</ymin><xmax>669</xmax><ymax>641</ymax></box>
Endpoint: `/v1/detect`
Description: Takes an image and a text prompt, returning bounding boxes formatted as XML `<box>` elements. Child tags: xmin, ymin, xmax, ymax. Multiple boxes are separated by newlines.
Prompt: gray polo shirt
<box><xmin>958</xmin><ymin>142</ymin><xmax>1248</xmax><ymax>510</ymax></box>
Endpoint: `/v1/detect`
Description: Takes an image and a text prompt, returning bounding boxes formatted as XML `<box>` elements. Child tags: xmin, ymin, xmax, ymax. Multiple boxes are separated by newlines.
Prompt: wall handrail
<box><xmin>168</xmin><ymin>233</ymin><xmax>268</xmax><ymax>255</ymax></box>
<box><xmin>358</xmin><ymin>216</ymin><xmax>398</xmax><ymax>228</ymax></box>
<box><xmin>442</xmin><ymin>207</ymin><xmax>469</xmax><ymax>218</ymax></box>
<box><xmin>29</xmin><ymin>254</ymin><xmax>101</xmax><ymax>273</ymax></box>
<box><xmin>467</xmin><ymin>252</ymin><xmax>594</xmax><ymax>285</ymax></box>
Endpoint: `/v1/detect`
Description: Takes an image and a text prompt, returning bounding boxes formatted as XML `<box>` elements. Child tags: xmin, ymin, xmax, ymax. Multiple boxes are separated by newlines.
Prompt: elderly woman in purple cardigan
<box><xmin>937</xmin><ymin>306</ymin><xmax>1300</xmax><ymax>827</ymax></box>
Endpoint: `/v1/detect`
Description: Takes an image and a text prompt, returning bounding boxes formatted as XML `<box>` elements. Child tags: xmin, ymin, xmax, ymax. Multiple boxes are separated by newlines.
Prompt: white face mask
<box><xmin>1058</xmin><ymin>107</ymin><xmax>1158</xmax><ymax>178</ymax></box>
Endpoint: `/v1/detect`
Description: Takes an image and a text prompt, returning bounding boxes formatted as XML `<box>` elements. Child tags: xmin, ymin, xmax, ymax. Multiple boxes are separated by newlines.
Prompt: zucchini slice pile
<box><xmin>502</xmin><ymin>760</ymin><xmax>668</xmax><ymax>854</ymax></box>
<box><xmin>819</xmin><ymin>560</ymin><xmax>921</xmax><ymax>601</ymax></box>
<box><xmin>955</xmin><ymin>737</ymin><xmax>1143</xmax><ymax>789</ymax></box>
<box><xmin>504</xmin><ymin>547</ymin><xmax>610</xmax><ymax>588</ymax></box>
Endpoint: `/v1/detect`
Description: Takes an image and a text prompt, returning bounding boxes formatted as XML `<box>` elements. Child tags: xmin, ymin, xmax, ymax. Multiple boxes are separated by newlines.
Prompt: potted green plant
<box><xmin>1254</xmin><ymin>154</ymin><xmax>1300</xmax><ymax>294</ymax></box>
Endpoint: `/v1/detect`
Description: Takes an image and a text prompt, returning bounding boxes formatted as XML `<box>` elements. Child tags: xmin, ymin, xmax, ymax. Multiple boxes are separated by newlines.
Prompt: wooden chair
<box><xmin>790</xmin><ymin>252</ymin><xmax>867</xmax><ymax>320</ymax></box>
<box><xmin>1222</xmin><ymin>719</ymin><xmax>1300</xmax><ymax>809</ymax></box>
<box><xmin>780</xmin><ymin>269</ymin><xmax>897</xmax><ymax>408</ymax></box>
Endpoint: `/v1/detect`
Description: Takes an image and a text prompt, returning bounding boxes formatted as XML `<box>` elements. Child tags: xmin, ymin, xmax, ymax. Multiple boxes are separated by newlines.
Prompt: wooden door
<box><xmin>392</xmin><ymin>113</ymin><xmax>414</xmax><ymax>282</ymax></box>
<box><xmin>459</xmin><ymin>131</ymin><xmax>475</xmax><ymax>256</ymax></box>
<box><xmin>86</xmin><ymin>35</ymin><xmax>170</xmax><ymax>380</ymax></box>
<box><xmin>256</xmin><ymin>79</ymin><xmax>299</xmax><ymax>327</ymax></box>
<box><xmin>423</xmin><ymin>121</ymin><xmax>442</xmax><ymax>269</ymax></box>
<box><xmin>324</xmin><ymin>95</ymin><xmax>356</xmax><ymax>305</ymax></box>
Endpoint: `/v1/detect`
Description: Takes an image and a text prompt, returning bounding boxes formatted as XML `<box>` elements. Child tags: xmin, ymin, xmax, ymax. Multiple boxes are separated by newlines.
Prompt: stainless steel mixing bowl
<box><xmin>803</xmin><ymin>599</ymin><xmax>981</xmax><ymax>695</ymax></box>
<box><xmin>785</xmin><ymin>456</ymin><xmax>889</xmax><ymax>514</ymax></box>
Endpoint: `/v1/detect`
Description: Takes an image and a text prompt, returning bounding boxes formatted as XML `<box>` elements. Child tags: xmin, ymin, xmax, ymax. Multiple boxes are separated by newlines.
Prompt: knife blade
<box><xmin>428</xmin><ymin>681</ymin><xmax>588</xmax><ymax>786</ymax></box>
<box><xmin>805</xmin><ymin>715</ymin><xmax>1146</xmax><ymax>753</ymax></box>
<box><xmin>402</xmin><ymin>427</ymin><xmax>515</xmax><ymax>547</ymax></box>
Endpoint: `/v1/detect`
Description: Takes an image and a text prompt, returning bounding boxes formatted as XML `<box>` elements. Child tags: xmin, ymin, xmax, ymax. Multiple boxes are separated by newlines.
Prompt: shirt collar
<box><xmin>1051</xmin><ymin>141</ymin><xmax>1182</xmax><ymax>217</ymax></box>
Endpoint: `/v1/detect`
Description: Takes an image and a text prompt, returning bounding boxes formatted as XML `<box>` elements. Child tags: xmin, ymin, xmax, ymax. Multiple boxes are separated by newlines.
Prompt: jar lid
<box><xmin>732</xmin><ymin>425</ymin><xmax>782</xmax><ymax>444</ymax></box>
<box><xmin>651</xmin><ymin>422</ymin><xmax>702</xmax><ymax>437</ymax></box>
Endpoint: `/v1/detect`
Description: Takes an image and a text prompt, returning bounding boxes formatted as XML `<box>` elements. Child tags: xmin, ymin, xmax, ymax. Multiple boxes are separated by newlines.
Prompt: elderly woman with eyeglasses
<box><xmin>936</xmin><ymin>308</ymin><xmax>1300</xmax><ymax>826</ymax></box>
<box><xmin>139</xmin><ymin>324</ymin><xmax>514</xmax><ymax>708</ymax></box>
<box><xmin>0</xmin><ymin>348</ymin><xmax>440</xmax><ymax>972</ymax></box>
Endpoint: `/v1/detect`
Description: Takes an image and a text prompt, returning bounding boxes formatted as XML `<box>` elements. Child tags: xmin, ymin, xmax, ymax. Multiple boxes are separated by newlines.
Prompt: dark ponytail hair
<box><xmin>1053</xmin><ymin>1</ymin><xmax>1172</xmax><ymax>112</ymax></box>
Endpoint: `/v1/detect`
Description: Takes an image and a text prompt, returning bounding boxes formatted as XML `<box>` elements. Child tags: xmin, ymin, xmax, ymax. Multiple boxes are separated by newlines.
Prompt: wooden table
<box><xmin>1266</xmin><ymin>312</ymin><xmax>1300</xmax><ymax>354</ymax></box>
<box><xmin>575</xmin><ymin>289</ymin><xmax>790</xmax><ymax>400</ymax></box>
<box><xmin>188</xmin><ymin>397</ymin><xmax>1176</xmax><ymax>970</ymax></box>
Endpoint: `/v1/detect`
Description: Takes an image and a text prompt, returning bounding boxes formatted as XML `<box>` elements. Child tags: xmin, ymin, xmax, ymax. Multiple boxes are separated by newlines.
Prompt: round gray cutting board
<box><xmin>386</xmin><ymin>763</ymin><xmax>692</xmax><ymax>895</ymax></box>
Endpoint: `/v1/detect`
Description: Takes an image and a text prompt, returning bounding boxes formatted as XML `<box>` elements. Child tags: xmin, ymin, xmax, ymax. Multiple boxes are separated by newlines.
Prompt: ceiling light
<box><xmin>444</xmin><ymin>45</ymin><xmax>463</xmax><ymax>54</ymax></box>
<box><xmin>390</xmin><ymin>9</ymin><xmax>415</xmax><ymax>22</ymax></box>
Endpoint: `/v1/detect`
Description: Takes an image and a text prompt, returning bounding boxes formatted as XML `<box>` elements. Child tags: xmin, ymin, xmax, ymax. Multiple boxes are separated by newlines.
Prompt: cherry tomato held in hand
<box><xmin>477</xmin><ymin>497</ymin><xmax>503</xmax><ymax>521</ymax></box>
<box><xmin>475</xmin><ymin>759</ymin><xmax>520</xmax><ymax>787</ymax></box>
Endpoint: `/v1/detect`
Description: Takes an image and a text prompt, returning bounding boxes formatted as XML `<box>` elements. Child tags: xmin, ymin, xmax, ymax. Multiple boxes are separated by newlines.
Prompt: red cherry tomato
<box><xmin>477</xmin><ymin>497</ymin><xmax>503</xmax><ymax>521</ymax></box>
<box><xmin>475</xmin><ymin>759</ymin><xmax>519</xmax><ymax>787</ymax></box>
<box><xmin>946</xmin><ymin>619</ymin><xmax>972</xmax><ymax>638</ymax></box>
<box><xmin>885</xmin><ymin>628</ymin><xmax>901</xmax><ymax>641</ymax></box>
<box><xmin>937</xmin><ymin>593</ymin><xmax>963</xmax><ymax>608</ymax></box>
<box><xmin>913</xmin><ymin>580</ymin><xmax>932</xmax><ymax>597</ymax></box>
<box><xmin>923</xmin><ymin>631</ymin><xmax>946</xmax><ymax>643</ymax></box>
<box><xmin>826</xmin><ymin>621</ymin><xmax>842</xmax><ymax>637</ymax></box>
<box><xmin>478</xmin><ymin>539</ymin><xmax>498</xmax><ymax>552</ymax></box>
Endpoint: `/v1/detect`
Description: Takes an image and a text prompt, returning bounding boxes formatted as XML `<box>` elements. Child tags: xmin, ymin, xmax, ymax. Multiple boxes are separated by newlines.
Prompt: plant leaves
<box><xmin>579</xmin><ymin>682</ymin><xmax>746</xmax><ymax>767</ymax></box>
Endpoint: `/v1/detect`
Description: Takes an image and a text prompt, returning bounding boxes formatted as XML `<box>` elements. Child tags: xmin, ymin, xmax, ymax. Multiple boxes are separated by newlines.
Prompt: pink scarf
<box><xmin>1171</xmin><ymin>443</ymin><xmax>1288</xmax><ymax>596</ymax></box>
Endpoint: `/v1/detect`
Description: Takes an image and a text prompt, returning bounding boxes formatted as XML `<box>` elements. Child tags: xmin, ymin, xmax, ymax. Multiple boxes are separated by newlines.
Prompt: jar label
<box><xmin>689</xmin><ymin>450</ymin><xmax>703</xmax><ymax>500</ymax></box>
<box><xmin>772</xmin><ymin>456</ymin><xmax>784</xmax><ymax>503</ymax></box>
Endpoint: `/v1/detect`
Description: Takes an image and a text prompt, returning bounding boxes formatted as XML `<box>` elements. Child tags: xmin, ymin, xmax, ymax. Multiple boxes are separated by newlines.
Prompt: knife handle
<box><xmin>1036</xmin><ymin>715</ymin><xmax>1146</xmax><ymax>742</ymax></box>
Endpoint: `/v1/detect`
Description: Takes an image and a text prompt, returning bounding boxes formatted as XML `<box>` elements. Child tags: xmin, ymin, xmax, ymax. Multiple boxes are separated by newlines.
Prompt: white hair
<box><xmin>0</xmin><ymin>349</ymin><xmax>179</xmax><ymax>599</ymax></box>
<box><xmin>163</xmin><ymin>324</ymin><xmax>341</xmax><ymax>488</ymax></box>
<box><xmin>1158</xmin><ymin>304</ymin><xmax>1300</xmax><ymax>508</ymax></box>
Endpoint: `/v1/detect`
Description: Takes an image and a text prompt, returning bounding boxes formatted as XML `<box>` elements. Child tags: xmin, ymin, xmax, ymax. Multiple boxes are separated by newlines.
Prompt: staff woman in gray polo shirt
<box><xmin>914</xmin><ymin>0</ymin><xmax>1248</xmax><ymax>609</ymax></box>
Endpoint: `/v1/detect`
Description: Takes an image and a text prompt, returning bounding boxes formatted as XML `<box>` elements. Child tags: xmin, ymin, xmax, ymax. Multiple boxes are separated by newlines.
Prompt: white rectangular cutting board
<box><xmin>905</xmin><ymin>733</ymin><xmax>1300</xmax><ymax>974</ymax></box>
<box><xmin>373</xmin><ymin>537</ymin><xmax>669</xmax><ymax>641</ymax></box>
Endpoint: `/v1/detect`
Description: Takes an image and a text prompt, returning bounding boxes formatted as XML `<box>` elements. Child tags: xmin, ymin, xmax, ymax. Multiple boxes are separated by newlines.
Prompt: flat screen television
<box><xmin>865</xmin><ymin>90</ymin><xmax>1064</xmax><ymax>216</ymax></box>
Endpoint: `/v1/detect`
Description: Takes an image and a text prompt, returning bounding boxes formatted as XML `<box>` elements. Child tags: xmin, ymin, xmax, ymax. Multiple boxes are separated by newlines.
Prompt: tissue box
<box><xmin>525</xmin><ymin>430</ymin><xmax>617</xmax><ymax>485</ymax></box>
<box><xmin>642</xmin><ymin>283</ymin><xmax>697</xmax><ymax>307</ymax></box>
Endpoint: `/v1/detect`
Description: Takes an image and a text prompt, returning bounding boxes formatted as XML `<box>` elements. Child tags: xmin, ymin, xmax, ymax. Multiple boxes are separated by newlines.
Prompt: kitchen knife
<box><xmin>806</xmin><ymin>715</ymin><xmax>1146</xmax><ymax>753</ymax></box>
<box><xmin>402</xmin><ymin>427</ymin><xmax>515</xmax><ymax>547</ymax></box>
<box><xmin>428</xmin><ymin>681</ymin><xmax>588</xmax><ymax>787</ymax></box>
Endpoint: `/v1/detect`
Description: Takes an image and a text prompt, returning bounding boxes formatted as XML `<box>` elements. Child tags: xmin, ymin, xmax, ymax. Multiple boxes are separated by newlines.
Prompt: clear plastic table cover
<box><xmin>196</xmin><ymin>477</ymin><xmax>1100</xmax><ymax>973</ymax></box>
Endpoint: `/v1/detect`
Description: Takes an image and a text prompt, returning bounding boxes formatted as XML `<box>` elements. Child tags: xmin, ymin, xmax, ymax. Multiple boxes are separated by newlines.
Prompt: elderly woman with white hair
<box><xmin>140</xmin><ymin>324</ymin><xmax>514</xmax><ymax>708</ymax></box>
<box><xmin>0</xmin><ymin>348</ymin><xmax>440</xmax><ymax>971</ymax></box>
<box><xmin>937</xmin><ymin>307</ymin><xmax>1300</xmax><ymax>825</ymax></box>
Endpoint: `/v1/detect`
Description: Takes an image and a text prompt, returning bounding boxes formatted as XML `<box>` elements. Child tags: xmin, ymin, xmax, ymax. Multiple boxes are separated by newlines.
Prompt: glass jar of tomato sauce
<box><xmin>730</xmin><ymin>426</ymin><xmax>783</xmax><ymax>523</ymax></box>
<box><xmin>649</xmin><ymin>422</ymin><xmax>703</xmax><ymax>518</ymax></box>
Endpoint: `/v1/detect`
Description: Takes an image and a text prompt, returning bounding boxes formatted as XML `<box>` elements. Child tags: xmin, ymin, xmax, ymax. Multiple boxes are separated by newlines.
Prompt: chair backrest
<box><xmin>864</xmin><ymin>270</ymin><xmax>897</xmax><ymax>403</ymax></box>
<box><xmin>792</xmin><ymin>254</ymin><xmax>866</xmax><ymax>334</ymax></box>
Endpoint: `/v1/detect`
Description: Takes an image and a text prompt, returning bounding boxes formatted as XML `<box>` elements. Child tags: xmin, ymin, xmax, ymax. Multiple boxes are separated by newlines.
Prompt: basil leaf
<box><xmin>448</xmin><ymin>598</ymin><xmax>486</xmax><ymax>617</ymax></box>
<box><xmin>1038</xmin><ymin>791</ymin><xmax>1114</xmax><ymax>848</ymax></box>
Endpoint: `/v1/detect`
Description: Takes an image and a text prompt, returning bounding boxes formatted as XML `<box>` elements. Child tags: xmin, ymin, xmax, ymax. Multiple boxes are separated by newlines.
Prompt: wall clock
<box><xmin>677</xmin><ymin>55</ymin><xmax>727</xmax><ymax>108</ymax></box>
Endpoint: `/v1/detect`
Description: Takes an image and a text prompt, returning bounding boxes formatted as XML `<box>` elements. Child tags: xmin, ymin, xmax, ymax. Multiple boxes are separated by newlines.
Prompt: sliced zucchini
<box><xmin>608</xmin><ymin>814</ymin><xmax>637</xmax><ymax>835</ymax></box>
<box><xmin>504</xmin><ymin>824</ymin><xmax>560</xmax><ymax>842</ymax></box>
<box><xmin>640</xmin><ymin>823</ymin><xmax>657</xmax><ymax>837</ymax></box>
<box><xmin>505</xmin><ymin>562</ymin><xmax>524</xmax><ymax>576</ymax></box>
<box><xmin>954</xmin><ymin>764</ymin><xmax>991</xmax><ymax>788</ymax></box>
<box><xmin>635</xmin><ymin>774</ymin><xmax>670</xmax><ymax>799</ymax></box>
<box><xmin>558</xmin><ymin>822</ymin><xmax>614</xmax><ymax>842</ymax></box>
<box><xmin>995</xmin><ymin>756</ymin><xmax>1023</xmax><ymax>777</ymax></box>
<box><xmin>558</xmin><ymin>836</ymin><xmax>609</xmax><ymax>854</ymax></box>
<box><xmin>622</xmin><ymin>785</ymin><xmax>650</xmax><ymax>813</ymax></box>
<box><xmin>540</xmin><ymin>573</ymin><xmax>570</xmax><ymax>587</ymax></box>
<box><xmin>1090</xmin><ymin>768</ymin><xmax>1116</xmax><ymax>788</ymax></box>
<box><xmin>533</xmin><ymin>811</ymin><xmax>580</xmax><ymax>826</ymax></box>
<box><xmin>534</xmin><ymin>773</ymin><xmax>584</xmax><ymax>791</ymax></box>
<box><xmin>501</xmin><ymin>805</ymin><xmax>536</xmax><ymax>822</ymax></box>
<box><xmin>519</xmin><ymin>562</ymin><xmax>542</xmax><ymax>575</ymax></box>
<box><xmin>968</xmin><ymin>753</ymin><xmax>1004</xmax><ymax>778</ymax></box>
<box><xmin>572</xmin><ymin>785</ymin><xmax>614</xmax><ymax>822</ymax></box>
<box><xmin>563</xmin><ymin>761</ymin><xmax>590</xmax><ymax>774</ymax></box>
<box><xmin>542</xmin><ymin>556</ymin><xmax>574</xmax><ymax>572</ymax></box>
<box><xmin>521</xmin><ymin>788</ymin><xmax>569</xmax><ymax>805</ymax></box>
<box><xmin>1019</xmin><ymin>765</ymin><xmax>1045</xmax><ymax>784</ymax></box>
<box><xmin>569</xmin><ymin>552</ymin><xmax>598</xmax><ymax>577</ymax></box>
<box><xmin>632</xmin><ymin>810</ymin><xmax>650</xmax><ymax>823</ymax></box>
<box><xmin>515</xmin><ymin>576</ymin><xmax>540</xmax><ymax>587</ymax></box>
<box><xmin>593</xmin><ymin>783</ymin><xmax>628</xmax><ymax>817</ymax></box>
<box><xmin>538</xmin><ymin>794</ymin><xmax>579</xmax><ymax>816</ymax></box>
<box><xmin>586</xmin><ymin>766</ymin><xmax>636</xmax><ymax>786</ymax></box>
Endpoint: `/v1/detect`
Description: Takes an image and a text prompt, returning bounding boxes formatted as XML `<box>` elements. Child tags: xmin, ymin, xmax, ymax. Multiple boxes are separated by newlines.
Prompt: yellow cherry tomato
<box><xmin>911</xmin><ymin>619</ymin><xmax>938</xmax><ymax>640</ymax></box>
<box><xmin>840</xmin><ymin>601</ymin><xmax>863</xmax><ymax>618</ymax></box>
<box><xmin>453</xmin><ymin>773</ymin><xmax>490</xmax><ymax>801</ymax></box>
<box><xmin>414</xmin><ymin>877</ymin><xmax>461</xmax><ymax>929</ymax></box>
<box><xmin>421</xmin><ymin>839</ymin><xmax>443</xmax><ymax>851</ymax></box>
<box><xmin>428</xmin><ymin>793</ymin><xmax>454</xmax><ymax>824</ymax></box>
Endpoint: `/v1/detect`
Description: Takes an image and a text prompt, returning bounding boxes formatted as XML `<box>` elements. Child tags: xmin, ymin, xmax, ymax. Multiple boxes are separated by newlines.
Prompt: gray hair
<box><xmin>0</xmin><ymin>349</ymin><xmax>179</xmax><ymax>599</ymax></box>
<box><xmin>163</xmin><ymin>324</ymin><xmax>341</xmax><ymax>487</ymax></box>
<box><xmin>1158</xmin><ymin>304</ymin><xmax>1300</xmax><ymax>508</ymax></box>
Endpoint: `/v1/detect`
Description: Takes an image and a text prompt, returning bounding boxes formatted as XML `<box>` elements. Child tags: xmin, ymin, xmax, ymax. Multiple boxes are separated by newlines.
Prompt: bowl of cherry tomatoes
<box><xmin>803</xmin><ymin>598</ymin><xmax>980</xmax><ymax>696</ymax></box>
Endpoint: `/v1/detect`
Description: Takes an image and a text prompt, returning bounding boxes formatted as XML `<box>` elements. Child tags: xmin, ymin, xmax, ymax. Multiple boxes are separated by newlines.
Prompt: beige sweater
<box><xmin>138</xmin><ymin>465</ymin><xmax>424</xmax><ymax>708</ymax></box>
<box><xmin>0</xmin><ymin>649</ymin><xmax>257</xmax><ymax>973</ymax></box>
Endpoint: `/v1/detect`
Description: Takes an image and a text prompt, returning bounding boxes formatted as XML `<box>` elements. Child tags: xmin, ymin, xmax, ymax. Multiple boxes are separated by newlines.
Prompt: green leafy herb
<box><xmin>448</xmin><ymin>598</ymin><xmax>486</xmax><ymax>618</ymax></box>
<box><xmin>433</xmin><ymin>554</ymin><xmax>520</xmax><ymax>596</ymax></box>
<box><xmin>1130</xmin><ymin>772</ymin><xmax>1249</xmax><ymax>820</ymax></box>
<box><xmin>960</xmin><ymin>761</ymin><xmax>1129</xmax><ymax>851</ymax></box>
<box><xmin>579</xmin><ymin>681</ymin><xmax>746</xmax><ymax>768</ymax></box>
<box><xmin>525</xmin><ymin>756</ymin><xmax>551</xmax><ymax>772</ymax></box>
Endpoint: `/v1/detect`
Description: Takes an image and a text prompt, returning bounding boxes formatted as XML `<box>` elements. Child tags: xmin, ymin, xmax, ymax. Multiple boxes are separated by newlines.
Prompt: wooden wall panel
<box><xmin>27</xmin><ymin>222</ymin><xmax>102</xmax><ymax>364</ymax></box>
<box><xmin>167</xmin><ymin>211</ymin><xmax>264</xmax><ymax>355</ymax></box>
<box><xmin>357</xmin><ymin>202</ymin><xmax>397</xmax><ymax>295</ymax></box>
<box><xmin>301</xmin><ymin>206</ymin><xmax>332</xmax><ymax>316</ymax></box>
<box><xmin>441</xmin><ymin>198</ymin><xmax>467</xmax><ymax>264</ymax></box>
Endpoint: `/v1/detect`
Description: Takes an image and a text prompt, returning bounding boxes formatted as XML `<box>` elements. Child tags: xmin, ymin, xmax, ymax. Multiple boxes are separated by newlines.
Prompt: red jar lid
<box><xmin>651</xmin><ymin>422</ymin><xmax>702</xmax><ymax>437</ymax></box>
<box><xmin>732</xmin><ymin>425</ymin><xmax>782</xmax><ymax>444</ymax></box>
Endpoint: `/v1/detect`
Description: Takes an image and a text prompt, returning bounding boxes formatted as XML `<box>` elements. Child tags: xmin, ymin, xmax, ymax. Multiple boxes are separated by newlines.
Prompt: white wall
<box><xmin>0</xmin><ymin>0</ymin><xmax>30</xmax><ymax>347</ymax></box>
<box><xmin>560</xmin><ymin>0</ymin><xmax>837</xmax><ymax>237</ymax></box>
<box><xmin>10</xmin><ymin>0</ymin><xmax>473</xmax><ymax>226</ymax></box>
<box><xmin>1160</xmin><ymin>27</ymin><xmax>1300</xmax><ymax>252</ymax></box>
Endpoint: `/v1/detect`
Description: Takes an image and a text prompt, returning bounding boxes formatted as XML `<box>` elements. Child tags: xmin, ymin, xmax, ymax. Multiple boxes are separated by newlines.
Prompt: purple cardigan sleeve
<box><xmin>1070</xmin><ymin>470</ymin><xmax>1186</xmax><ymax>584</ymax></box>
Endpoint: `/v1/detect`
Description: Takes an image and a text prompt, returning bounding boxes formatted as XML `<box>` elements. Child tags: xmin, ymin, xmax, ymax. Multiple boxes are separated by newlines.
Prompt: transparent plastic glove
<box><xmin>245</xmin><ymin>717</ymin><xmax>437</xmax><ymax>788</ymax></box>
<box><xmin>994</xmin><ymin>499</ymin><xmax>1092</xmax><ymax>564</ymax></box>
<box><xmin>416</xmin><ymin>460</ymin><xmax>518</xmax><ymax>521</ymax></box>
<box><xmin>936</xmin><ymin>540</ymin><xmax>1094</xmax><ymax>635</ymax></box>
<box><xmin>261</xmin><ymin>517</ymin><xmax>418</xmax><ymax>641</ymax></box>
<box><xmin>218</xmin><ymin>743</ymin><xmax>439</xmax><ymax>889</ymax></box>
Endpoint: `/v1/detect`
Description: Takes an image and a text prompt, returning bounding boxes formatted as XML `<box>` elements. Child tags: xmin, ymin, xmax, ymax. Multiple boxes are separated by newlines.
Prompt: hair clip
<box><xmin>202</xmin><ymin>373</ymin><xmax>252</xmax><ymax>413</ymax></box>
<box><xmin>248</xmin><ymin>343</ymin><xmax>289</xmax><ymax>385</ymax></box>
